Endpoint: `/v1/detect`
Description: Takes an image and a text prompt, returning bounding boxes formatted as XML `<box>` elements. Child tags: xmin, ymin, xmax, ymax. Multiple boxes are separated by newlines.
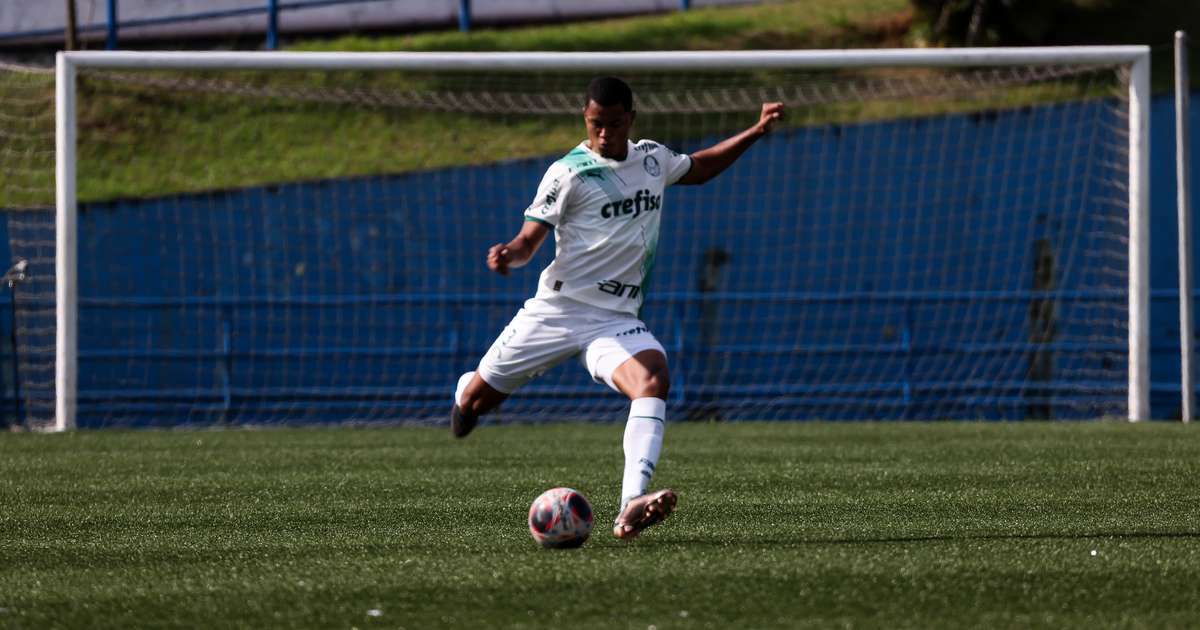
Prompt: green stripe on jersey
<box><xmin>637</xmin><ymin>225</ymin><xmax>660</xmax><ymax>319</ymax></box>
<box><xmin>556</xmin><ymin>146</ymin><xmax>624</xmax><ymax>203</ymax></box>
<box><xmin>524</xmin><ymin>215</ymin><xmax>554</xmax><ymax>228</ymax></box>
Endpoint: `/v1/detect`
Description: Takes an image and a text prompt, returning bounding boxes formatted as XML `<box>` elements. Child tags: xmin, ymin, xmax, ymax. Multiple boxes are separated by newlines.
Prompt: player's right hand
<box><xmin>487</xmin><ymin>243</ymin><xmax>511</xmax><ymax>276</ymax></box>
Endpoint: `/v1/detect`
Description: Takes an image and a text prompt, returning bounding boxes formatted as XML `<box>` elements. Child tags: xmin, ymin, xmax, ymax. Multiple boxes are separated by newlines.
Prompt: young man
<box><xmin>452</xmin><ymin>76</ymin><xmax>784</xmax><ymax>540</ymax></box>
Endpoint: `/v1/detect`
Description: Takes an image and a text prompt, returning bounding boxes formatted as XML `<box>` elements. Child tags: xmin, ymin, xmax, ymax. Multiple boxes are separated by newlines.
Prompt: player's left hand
<box><xmin>757</xmin><ymin>102</ymin><xmax>785</xmax><ymax>134</ymax></box>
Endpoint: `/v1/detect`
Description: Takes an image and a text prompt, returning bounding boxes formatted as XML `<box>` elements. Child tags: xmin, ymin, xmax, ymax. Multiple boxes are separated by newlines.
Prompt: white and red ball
<box><xmin>527</xmin><ymin>487</ymin><xmax>594</xmax><ymax>549</ymax></box>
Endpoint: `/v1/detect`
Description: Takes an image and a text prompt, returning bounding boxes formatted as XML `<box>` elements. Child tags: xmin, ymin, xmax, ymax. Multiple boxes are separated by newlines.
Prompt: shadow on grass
<box><xmin>642</xmin><ymin>530</ymin><xmax>1200</xmax><ymax>548</ymax></box>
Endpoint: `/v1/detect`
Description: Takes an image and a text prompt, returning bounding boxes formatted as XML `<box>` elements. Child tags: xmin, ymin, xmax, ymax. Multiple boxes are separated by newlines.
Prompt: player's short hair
<box><xmin>586</xmin><ymin>76</ymin><xmax>634</xmax><ymax>112</ymax></box>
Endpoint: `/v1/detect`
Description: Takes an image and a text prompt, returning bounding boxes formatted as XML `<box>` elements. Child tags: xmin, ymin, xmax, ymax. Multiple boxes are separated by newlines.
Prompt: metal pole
<box><xmin>9</xmin><ymin>289</ymin><xmax>20</xmax><ymax>429</ymax></box>
<box><xmin>64</xmin><ymin>0</ymin><xmax>78</xmax><ymax>51</ymax></box>
<box><xmin>5</xmin><ymin>261</ymin><xmax>27</xmax><ymax>430</ymax></box>
<box><xmin>63</xmin><ymin>47</ymin><xmax>1154</xmax><ymax>72</ymax></box>
<box><xmin>267</xmin><ymin>0</ymin><xmax>279</xmax><ymax>50</ymax></box>
<box><xmin>1128</xmin><ymin>52</ymin><xmax>1152</xmax><ymax>422</ymax></box>
<box><xmin>458</xmin><ymin>0</ymin><xmax>471</xmax><ymax>32</ymax></box>
<box><xmin>105</xmin><ymin>0</ymin><xmax>118</xmax><ymax>50</ymax></box>
<box><xmin>1177</xmin><ymin>31</ymin><xmax>1193</xmax><ymax>423</ymax></box>
<box><xmin>55</xmin><ymin>54</ymin><xmax>79</xmax><ymax>432</ymax></box>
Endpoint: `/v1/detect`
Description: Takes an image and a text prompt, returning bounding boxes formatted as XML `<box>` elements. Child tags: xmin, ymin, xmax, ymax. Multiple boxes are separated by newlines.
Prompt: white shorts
<box><xmin>475</xmin><ymin>296</ymin><xmax>666</xmax><ymax>394</ymax></box>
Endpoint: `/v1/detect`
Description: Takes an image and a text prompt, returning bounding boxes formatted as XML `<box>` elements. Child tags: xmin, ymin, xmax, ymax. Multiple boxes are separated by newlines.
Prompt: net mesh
<box><xmin>0</xmin><ymin>62</ymin><xmax>57</xmax><ymax>430</ymax></box>
<box><xmin>0</xmin><ymin>58</ymin><xmax>1133</xmax><ymax>427</ymax></box>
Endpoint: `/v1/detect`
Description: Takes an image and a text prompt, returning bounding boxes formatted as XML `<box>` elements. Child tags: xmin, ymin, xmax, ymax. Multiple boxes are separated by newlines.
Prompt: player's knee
<box><xmin>459</xmin><ymin>373</ymin><xmax>508</xmax><ymax>417</ymax></box>
<box><xmin>460</xmin><ymin>391</ymin><xmax>494</xmax><ymax>418</ymax></box>
<box><xmin>461</xmin><ymin>396</ymin><xmax>487</xmax><ymax>418</ymax></box>
<box><xmin>455</xmin><ymin>371</ymin><xmax>477</xmax><ymax>409</ymax></box>
<box><xmin>639</xmin><ymin>364</ymin><xmax>670</xmax><ymax>399</ymax></box>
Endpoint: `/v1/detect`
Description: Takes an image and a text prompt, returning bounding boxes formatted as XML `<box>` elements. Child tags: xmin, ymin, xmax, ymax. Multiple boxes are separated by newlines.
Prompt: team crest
<box><xmin>643</xmin><ymin>155</ymin><xmax>661</xmax><ymax>177</ymax></box>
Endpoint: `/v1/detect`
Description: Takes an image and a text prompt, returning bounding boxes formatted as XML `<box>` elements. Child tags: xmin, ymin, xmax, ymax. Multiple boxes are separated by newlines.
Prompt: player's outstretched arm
<box><xmin>487</xmin><ymin>220</ymin><xmax>550</xmax><ymax>276</ymax></box>
<box><xmin>676</xmin><ymin>102</ymin><xmax>784</xmax><ymax>186</ymax></box>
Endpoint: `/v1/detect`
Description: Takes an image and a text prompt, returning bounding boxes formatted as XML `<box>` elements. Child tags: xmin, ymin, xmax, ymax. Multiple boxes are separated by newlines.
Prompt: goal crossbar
<box><xmin>52</xmin><ymin>47</ymin><xmax>1152</xmax><ymax>430</ymax></box>
<box><xmin>61</xmin><ymin>47</ymin><xmax>1150</xmax><ymax>71</ymax></box>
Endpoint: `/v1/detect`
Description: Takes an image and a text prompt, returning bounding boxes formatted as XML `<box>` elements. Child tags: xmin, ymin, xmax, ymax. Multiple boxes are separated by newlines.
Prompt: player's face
<box><xmin>584</xmin><ymin>100</ymin><xmax>635</xmax><ymax>160</ymax></box>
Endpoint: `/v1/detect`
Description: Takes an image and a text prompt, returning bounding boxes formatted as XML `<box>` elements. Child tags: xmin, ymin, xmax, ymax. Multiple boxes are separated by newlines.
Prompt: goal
<box><xmin>23</xmin><ymin>48</ymin><xmax>1154</xmax><ymax>428</ymax></box>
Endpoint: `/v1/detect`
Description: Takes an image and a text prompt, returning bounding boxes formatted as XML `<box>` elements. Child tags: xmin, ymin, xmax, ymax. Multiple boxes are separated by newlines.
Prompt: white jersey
<box><xmin>523</xmin><ymin>139</ymin><xmax>693</xmax><ymax>315</ymax></box>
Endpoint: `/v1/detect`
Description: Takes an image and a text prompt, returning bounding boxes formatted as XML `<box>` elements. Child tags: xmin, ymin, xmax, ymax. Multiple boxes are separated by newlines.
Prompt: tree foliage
<box><xmin>911</xmin><ymin>0</ymin><xmax>1200</xmax><ymax>47</ymax></box>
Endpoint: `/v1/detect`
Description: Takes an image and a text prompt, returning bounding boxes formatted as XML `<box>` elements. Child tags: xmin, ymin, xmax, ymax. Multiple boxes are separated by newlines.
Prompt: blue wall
<box><xmin>5</xmin><ymin>93</ymin><xmax>1198</xmax><ymax>426</ymax></box>
<box><xmin>1148</xmin><ymin>93</ymin><xmax>1200</xmax><ymax>419</ymax></box>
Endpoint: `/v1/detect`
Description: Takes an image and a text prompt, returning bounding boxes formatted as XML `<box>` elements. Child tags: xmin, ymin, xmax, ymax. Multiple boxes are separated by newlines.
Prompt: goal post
<box><xmin>55</xmin><ymin>54</ymin><xmax>78</xmax><ymax>433</ymax></box>
<box><xmin>47</xmin><ymin>47</ymin><xmax>1151</xmax><ymax>429</ymax></box>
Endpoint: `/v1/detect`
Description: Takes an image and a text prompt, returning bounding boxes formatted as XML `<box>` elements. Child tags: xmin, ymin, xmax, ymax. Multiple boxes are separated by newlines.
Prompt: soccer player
<box><xmin>452</xmin><ymin>76</ymin><xmax>784</xmax><ymax>540</ymax></box>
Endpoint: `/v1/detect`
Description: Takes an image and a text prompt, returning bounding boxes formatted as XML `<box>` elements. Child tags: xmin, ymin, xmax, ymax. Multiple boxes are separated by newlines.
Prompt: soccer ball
<box><xmin>527</xmin><ymin>487</ymin><xmax>594</xmax><ymax>549</ymax></box>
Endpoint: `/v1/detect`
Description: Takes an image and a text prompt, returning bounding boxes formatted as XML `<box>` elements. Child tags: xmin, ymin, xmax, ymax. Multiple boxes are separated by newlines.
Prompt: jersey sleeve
<box><xmin>661</xmin><ymin>144</ymin><xmax>694</xmax><ymax>186</ymax></box>
<box><xmin>524</xmin><ymin>164</ymin><xmax>572</xmax><ymax>228</ymax></box>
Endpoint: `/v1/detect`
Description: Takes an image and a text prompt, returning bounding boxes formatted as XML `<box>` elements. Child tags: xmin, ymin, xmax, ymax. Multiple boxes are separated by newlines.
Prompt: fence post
<box><xmin>459</xmin><ymin>0</ymin><xmax>472</xmax><ymax>32</ymax></box>
<box><xmin>105</xmin><ymin>0</ymin><xmax>118</xmax><ymax>49</ymax></box>
<box><xmin>267</xmin><ymin>0</ymin><xmax>280</xmax><ymax>50</ymax></box>
<box><xmin>64</xmin><ymin>0</ymin><xmax>78</xmax><ymax>50</ymax></box>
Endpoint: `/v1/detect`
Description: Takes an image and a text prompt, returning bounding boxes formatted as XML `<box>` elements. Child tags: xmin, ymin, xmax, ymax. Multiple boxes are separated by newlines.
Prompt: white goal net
<box><xmin>1</xmin><ymin>49</ymin><xmax>1150</xmax><ymax>428</ymax></box>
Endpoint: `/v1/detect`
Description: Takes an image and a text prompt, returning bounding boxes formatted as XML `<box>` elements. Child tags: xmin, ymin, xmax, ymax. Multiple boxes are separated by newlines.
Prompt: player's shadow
<box><xmin>641</xmin><ymin>530</ymin><xmax>1200</xmax><ymax>548</ymax></box>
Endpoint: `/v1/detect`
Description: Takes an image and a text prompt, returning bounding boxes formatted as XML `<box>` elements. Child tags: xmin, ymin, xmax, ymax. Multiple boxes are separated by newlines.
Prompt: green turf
<box><xmin>0</xmin><ymin>0</ymin><xmax>1125</xmax><ymax>208</ymax></box>
<box><xmin>0</xmin><ymin>0</ymin><xmax>1172</xmax><ymax>210</ymax></box>
<box><xmin>5</xmin><ymin>0</ymin><xmax>917</xmax><ymax>207</ymax></box>
<box><xmin>290</xmin><ymin>0</ymin><xmax>910</xmax><ymax>53</ymax></box>
<box><xmin>2</xmin><ymin>422</ymin><xmax>1199</xmax><ymax>628</ymax></box>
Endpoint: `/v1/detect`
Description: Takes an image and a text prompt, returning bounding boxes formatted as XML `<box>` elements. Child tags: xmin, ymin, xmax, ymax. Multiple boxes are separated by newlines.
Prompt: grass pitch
<box><xmin>2</xmin><ymin>422</ymin><xmax>1199</xmax><ymax>629</ymax></box>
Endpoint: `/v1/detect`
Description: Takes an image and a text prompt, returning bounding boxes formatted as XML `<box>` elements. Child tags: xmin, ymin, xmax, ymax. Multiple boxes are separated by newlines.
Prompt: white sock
<box><xmin>620</xmin><ymin>397</ymin><xmax>666</xmax><ymax>509</ymax></box>
<box><xmin>454</xmin><ymin>371</ymin><xmax>474</xmax><ymax>408</ymax></box>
